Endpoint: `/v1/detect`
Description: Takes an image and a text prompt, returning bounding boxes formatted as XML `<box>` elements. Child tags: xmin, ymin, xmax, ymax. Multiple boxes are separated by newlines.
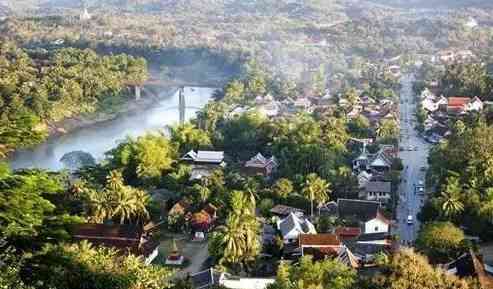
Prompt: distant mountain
<box><xmin>365</xmin><ymin>0</ymin><xmax>493</xmax><ymax>9</ymax></box>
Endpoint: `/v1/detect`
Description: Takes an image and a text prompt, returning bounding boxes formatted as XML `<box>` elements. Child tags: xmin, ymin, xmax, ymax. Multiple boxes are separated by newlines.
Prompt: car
<box><xmin>420</xmin><ymin>166</ymin><xmax>427</xmax><ymax>171</ymax></box>
<box><xmin>407</xmin><ymin>215</ymin><xmax>414</xmax><ymax>225</ymax></box>
<box><xmin>416</xmin><ymin>186</ymin><xmax>425</xmax><ymax>195</ymax></box>
<box><xmin>407</xmin><ymin>145</ymin><xmax>413</xmax><ymax>151</ymax></box>
<box><xmin>418</xmin><ymin>180</ymin><xmax>424</xmax><ymax>186</ymax></box>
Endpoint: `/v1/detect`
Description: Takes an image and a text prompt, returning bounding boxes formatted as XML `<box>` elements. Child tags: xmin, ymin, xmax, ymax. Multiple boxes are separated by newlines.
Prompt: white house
<box><xmin>465</xmin><ymin>97</ymin><xmax>484</xmax><ymax>112</ymax></box>
<box><xmin>277</xmin><ymin>213</ymin><xmax>316</xmax><ymax>244</ymax></box>
<box><xmin>258</xmin><ymin>101</ymin><xmax>280</xmax><ymax>117</ymax></box>
<box><xmin>422</xmin><ymin>97</ymin><xmax>439</xmax><ymax>112</ymax></box>
<box><xmin>181</xmin><ymin>150</ymin><xmax>224</xmax><ymax>165</ymax></box>
<box><xmin>337</xmin><ymin>199</ymin><xmax>390</xmax><ymax>234</ymax></box>
<box><xmin>181</xmin><ymin>150</ymin><xmax>226</xmax><ymax>180</ymax></box>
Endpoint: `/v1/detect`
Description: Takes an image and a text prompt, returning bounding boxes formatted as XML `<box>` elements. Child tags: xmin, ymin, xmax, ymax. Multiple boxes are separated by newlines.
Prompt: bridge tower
<box><xmin>179</xmin><ymin>86</ymin><xmax>185</xmax><ymax>124</ymax></box>
<box><xmin>135</xmin><ymin>85</ymin><xmax>141</xmax><ymax>101</ymax></box>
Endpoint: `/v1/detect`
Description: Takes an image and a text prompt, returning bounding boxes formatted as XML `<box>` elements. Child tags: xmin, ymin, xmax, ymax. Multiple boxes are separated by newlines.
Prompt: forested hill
<box><xmin>366</xmin><ymin>0</ymin><xmax>493</xmax><ymax>8</ymax></box>
<box><xmin>0</xmin><ymin>43</ymin><xmax>148</xmax><ymax>157</ymax></box>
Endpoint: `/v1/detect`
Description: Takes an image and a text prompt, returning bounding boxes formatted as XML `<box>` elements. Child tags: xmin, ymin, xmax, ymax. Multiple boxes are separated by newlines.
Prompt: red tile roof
<box><xmin>448</xmin><ymin>97</ymin><xmax>470</xmax><ymax>108</ymax></box>
<box><xmin>335</xmin><ymin>227</ymin><xmax>361</xmax><ymax>240</ymax></box>
<box><xmin>299</xmin><ymin>234</ymin><xmax>341</xmax><ymax>247</ymax></box>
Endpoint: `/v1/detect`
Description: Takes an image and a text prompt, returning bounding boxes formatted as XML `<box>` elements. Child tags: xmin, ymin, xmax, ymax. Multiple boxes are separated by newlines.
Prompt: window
<box><xmin>374</xmin><ymin>226</ymin><xmax>379</xmax><ymax>232</ymax></box>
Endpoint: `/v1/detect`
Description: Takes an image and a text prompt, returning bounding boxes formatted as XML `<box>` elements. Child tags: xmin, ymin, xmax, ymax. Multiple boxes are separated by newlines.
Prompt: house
<box><xmin>181</xmin><ymin>150</ymin><xmax>226</xmax><ymax>180</ymax></box>
<box><xmin>299</xmin><ymin>233</ymin><xmax>359</xmax><ymax>268</ymax></box>
<box><xmin>182</xmin><ymin>150</ymin><xmax>225</xmax><ymax>165</ymax></box>
<box><xmin>299</xmin><ymin>233</ymin><xmax>343</xmax><ymax>258</ymax></box>
<box><xmin>270</xmin><ymin>204</ymin><xmax>304</xmax><ymax>218</ymax></box>
<box><xmin>72</xmin><ymin>223</ymin><xmax>159</xmax><ymax>265</ymax></box>
<box><xmin>447</xmin><ymin>97</ymin><xmax>483</xmax><ymax>115</ymax></box>
<box><xmin>191</xmin><ymin>204</ymin><xmax>218</xmax><ymax>233</ymax></box>
<box><xmin>355</xmin><ymin>232</ymin><xmax>393</xmax><ymax>246</ymax></box>
<box><xmin>244</xmin><ymin>153</ymin><xmax>278</xmax><ymax>177</ymax></box>
<box><xmin>353</xmin><ymin>144</ymin><xmax>396</xmax><ymax>173</ymax></box>
<box><xmin>422</xmin><ymin>97</ymin><xmax>439</xmax><ymax>112</ymax></box>
<box><xmin>292</xmin><ymin>97</ymin><xmax>312</xmax><ymax>111</ymax></box>
<box><xmin>190</xmin><ymin>268</ymin><xmax>275</xmax><ymax>289</ymax></box>
<box><xmin>341</xmin><ymin>232</ymin><xmax>396</xmax><ymax>265</ymax></box>
<box><xmin>438</xmin><ymin>50</ymin><xmax>457</xmax><ymax>63</ymax></box>
<box><xmin>277</xmin><ymin>213</ymin><xmax>316</xmax><ymax>244</ymax></box>
<box><xmin>318</xmin><ymin>201</ymin><xmax>338</xmax><ymax>217</ymax></box>
<box><xmin>368</xmin><ymin>145</ymin><xmax>395</xmax><ymax>173</ymax></box>
<box><xmin>191</xmin><ymin>210</ymin><xmax>213</xmax><ymax>232</ymax></box>
<box><xmin>168</xmin><ymin>200</ymin><xmax>190</xmax><ymax>217</ymax></box>
<box><xmin>190</xmin><ymin>268</ymin><xmax>222</xmax><ymax>289</ymax></box>
<box><xmin>420</xmin><ymin>88</ymin><xmax>436</xmax><ymax>100</ymax></box>
<box><xmin>387</xmin><ymin>65</ymin><xmax>401</xmax><ymax>78</ymax></box>
<box><xmin>466</xmin><ymin>97</ymin><xmax>484</xmax><ymax>112</ymax></box>
<box><xmin>364</xmin><ymin>181</ymin><xmax>392</xmax><ymax>203</ymax></box>
<box><xmin>442</xmin><ymin>250</ymin><xmax>493</xmax><ymax>289</ymax></box>
<box><xmin>337</xmin><ymin>199</ymin><xmax>390</xmax><ymax>234</ymax></box>
<box><xmin>258</xmin><ymin>101</ymin><xmax>281</xmax><ymax>117</ymax></box>
<box><xmin>357</xmin><ymin>171</ymin><xmax>372</xmax><ymax>189</ymax></box>
<box><xmin>335</xmin><ymin>227</ymin><xmax>362</xmax><ymax>241</ymax></box>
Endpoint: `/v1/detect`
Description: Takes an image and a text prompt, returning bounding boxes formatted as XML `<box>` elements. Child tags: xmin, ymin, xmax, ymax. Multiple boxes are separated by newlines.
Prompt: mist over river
<box><xmin>9</xmin><ymin>87</ymin><xmax>214</xmax><ymax>171</ymax></box>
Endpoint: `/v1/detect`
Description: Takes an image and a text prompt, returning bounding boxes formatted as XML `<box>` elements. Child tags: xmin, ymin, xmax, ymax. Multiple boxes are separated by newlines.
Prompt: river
<box><xmin>9</xmin><ymin>87</ymin><xmax>214</xmax><ymax>171</ymax></box>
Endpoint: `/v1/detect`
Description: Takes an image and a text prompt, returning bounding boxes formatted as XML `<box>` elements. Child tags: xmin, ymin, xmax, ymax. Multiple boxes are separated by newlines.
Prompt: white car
<box><xmin>407</xmin><ymin>215</ymin><xmax>414</xmax><ymax>225</ymax></box>
<box><xmin>418</xmin><ymin>180</ymin><xmax>424</xmax><ymax>186</ymax></box>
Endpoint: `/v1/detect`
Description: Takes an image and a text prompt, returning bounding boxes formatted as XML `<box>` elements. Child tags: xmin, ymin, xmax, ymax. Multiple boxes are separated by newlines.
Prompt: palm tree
<box><xmin>87</xmin><ymin>188</ymin><xmax>112</xmax><ymax>223</ymax></box>
<box><xmin>112</xmin><ymin>187</ymin><xmax>150</xmax><ymax>224</ymax></box>
<box><xmin>87</xmin><ymin>170</ymin><xmax>150</xmax><ymax>224</ymax></box>
<box><xmin>376</xmin><ymin>119</ymin><xmax>399</xmax><ymax>139</ymax></box>
<box><xmin>439</xmin><ymin>177</ymin><xmax>464</xmax><ymax>218</ymax></box>
<box><xmin>217</xmin><ymin>213</ymin><xmax>259</xmax><ymax>270</ymax></box>
<box><xmin>230</xmin><ymin>190</ymin><xmax>255</xmax><ymax>216</ymax></box>
<box><xmin>302</xmin><ymin>173</ymin><xmax>331</xmax><ymax>217</ymax></box>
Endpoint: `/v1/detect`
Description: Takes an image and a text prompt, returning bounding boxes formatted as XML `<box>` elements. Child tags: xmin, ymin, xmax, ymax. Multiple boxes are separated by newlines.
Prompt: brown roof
<box><xmin>169</xmin><ymin>200</ymin><xmax>190</xmax><ymax>215</ymax></box>
<box><xmin>203</xmin><ymin>203</ymin><xmax>217</xmax><ymax>216</ymax></box>
<box><xmin>299</xmin><ymin>234</ymin><xmax>341</xmax><ymax>247</ymax></box>
<box><xmin>72</xmin><ymin>223</ymin><xmax>157</xmax><ymax>257</ymax></box>
<box><xmin>191</xmin><ymin>210</ymin><xmax>212</xmax><ymax>225</ymax></box>
<box><xmin>471</xmin><ymin>251</ymin><xmax>493</xmax><ymax>289</ymax></box>
<box><xmin>335</xmin><ymin>227</ymin><xmax>361</xmax><ymax>240</ymax></box>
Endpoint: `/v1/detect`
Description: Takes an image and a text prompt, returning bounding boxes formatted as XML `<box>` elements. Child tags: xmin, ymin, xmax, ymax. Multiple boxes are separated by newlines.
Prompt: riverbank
<box><xmin>46</xmin><ymin>87</ymin><xmax>178</xmax><ymax>138</ymax></box>
<box><xmin>8</xmin><ymin>86</ymin><xmax>215</xmax><ymax>170</ymax></box>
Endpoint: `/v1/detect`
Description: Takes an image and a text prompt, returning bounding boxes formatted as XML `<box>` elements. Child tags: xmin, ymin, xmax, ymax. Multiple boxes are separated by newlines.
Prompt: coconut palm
<box><xmin>439</xmin><ymin>177</ymin><xmax>464</xmax><ymax>218</ymax></box>
<box><xmin>211</xmin><ymin>190</ymin><xmax>260</xmax><ymax>272</ymax></box>
<box><xmin>302</xmin><ymin>173</ymin><xmax>331</xmax><ymax>217</ymax></box>
<box><xmin>87</xmin><ymin>170</ymin><xmax>150</xmax><ymax>224</ymax></box>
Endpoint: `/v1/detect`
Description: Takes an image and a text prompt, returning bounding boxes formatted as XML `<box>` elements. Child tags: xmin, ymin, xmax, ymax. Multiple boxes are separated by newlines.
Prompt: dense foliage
<box><xmin>23</xmin><ymin>241</ymin><xmax>173</xmax><ymax>289</ymax></box>
<box><xmin>423</xmin><ymin>121</ymin><xmax>493</xmax><ymax>239</ymax></box>
<box><xmin>267</xmin><ymin>256</ymin><xmax>357</xmax><ymax>289</ymax></box>
<box><xmin>0</xmin><ymin>42</ymin><xmax>147</xmax><ymax>156</ymax></box>
<box><xmin>416</xmin><ymin>222</ymin><xmax>467</xmax><ymax>263</ymax></box>
<box><xmin>370</xmin><ymin>249</ymin><xmax>476</xmax><ymax>289</ymax></box>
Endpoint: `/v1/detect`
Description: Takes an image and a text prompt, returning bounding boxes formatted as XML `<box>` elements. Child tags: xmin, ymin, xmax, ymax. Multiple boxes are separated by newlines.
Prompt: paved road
<box><xmin>396</xmin><ymin>74</ymin><xmax>431</xmax><ymax>244</ymax></box>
